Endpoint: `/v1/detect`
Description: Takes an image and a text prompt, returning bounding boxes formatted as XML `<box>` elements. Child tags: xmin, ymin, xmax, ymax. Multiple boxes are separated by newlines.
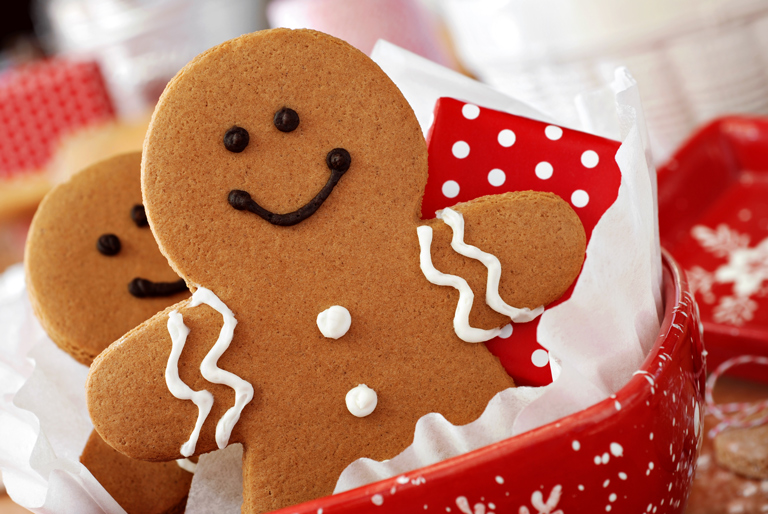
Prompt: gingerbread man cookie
<box><xmin>25</xmin><ymin>152</ymin><xmax>189</xmax><ymax>366</ymax></box>
<box><xmin>25</xmin><ymin>152</ymin><xmax>192</xmax><ymax>513</ymax></box>
<box><xmin>86</xmin><ymin>29</ymin><xmax>586</xmax><ymax>513</ymax></box>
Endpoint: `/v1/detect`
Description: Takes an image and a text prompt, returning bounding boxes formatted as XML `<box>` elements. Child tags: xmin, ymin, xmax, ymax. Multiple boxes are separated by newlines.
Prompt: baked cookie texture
<box><xmin>86</xmin><ymin>29</ymin><xmax>586</xmax><ymax>513</ymax></box>
<box><xmin>25</xmin><ymin>153</ymin><xmax>192</xmax><ymax>513</ymax></box>
<box><xmin>25</xmin><ymin>152</ymin><xmax>189</xmax><ymax>366</ymax></box>
<box><xmin>715</xmin><ymin>424</ymin><xmax>768</xmax><ymax>479</ymax></box>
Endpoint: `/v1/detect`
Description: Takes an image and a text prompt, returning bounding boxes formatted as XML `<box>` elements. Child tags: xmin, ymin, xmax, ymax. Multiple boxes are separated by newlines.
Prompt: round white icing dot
<box><xmin>452</xmin><ymin>141</ymin><xmax>470</xmax><ymax>159</ymax></box>
<box><xmin>497</xmin><ymin>129</ymin><xmax>516</xmax><ymax>147</ymax></box>
<box><xmin>545</xmin><ymin>125</ymin><xmax>563</xmax><ymax>140</ymax></box>
<box><xmin>531</xmin><ymin>349</ymin><xmax>549</xmax><ymax>367</ymax></box>
<box><xmin>535</xmin><ymin>161</ymin><xmax>553</xmax><ymax>180</ymax></box>
<box><xmin>581</xmin><ymin>150</ymin><xmax>599</xmax><ymax>168</ymax></box>
<box><xmin>462</xmin><ymin>103</ymin><xmax>480</xmax><ymax>120</ymax></box>
<box><xmin>495</xmin><ymin>475</ymin><xmax>505</xmax><ymax>484</ymax></box>
<box><xmin>346</xmin><ymin>384</ymin><xmax>378</xmax><ymax>417</ymax></box>
<box><xmin>498</xmin><ymin>324</ymin><xmax>513</xmax><ymax>339</ymax></box>
<box><xmin>371</xmin><ymin>494</ymin><xmax>384</xmax><ymax>506</ymax></box>
<box><xmin>610</xmin><ymin>442</ymin><xmax>624</xmax><ymax>457</ymax></box>
<box><xmin>572</xmin><ymin>440</ymin><xmax>581</xmax><ymax>451</ymax></box>
<box><xmin>738</xmin><ymin>208</ymin><xmax>752</xmax><ymax>222</ymax></box>
<box><xmin>442</xmin><ymin>180</ymin><xmax>460</xmax><ymax>198</ymax></box>
<box><xmin>488</xmin><ymin>168</ymin><xmax>506</xmax><ymax>187</ymax></box>
<box><xmin>316</xmin><ymin>305</ymin><xmax>351</xmax><ymax>339</ymax></box>
<box><xmin>571</xmin><ymin>189</ymin><xmax>589</xmax><ymax>208</ymax></box>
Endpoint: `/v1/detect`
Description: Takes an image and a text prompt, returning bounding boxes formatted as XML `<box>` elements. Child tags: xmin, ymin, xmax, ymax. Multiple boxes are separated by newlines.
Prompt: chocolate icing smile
<box><xmin>128</xmin><ymin>278</ymin><xmax>187</xmax><ymax>298</ymax></box>
<box><xmin>228</xmin><ymin>148</ymin><xmax>351</xmax><ymax>226</ymax></box>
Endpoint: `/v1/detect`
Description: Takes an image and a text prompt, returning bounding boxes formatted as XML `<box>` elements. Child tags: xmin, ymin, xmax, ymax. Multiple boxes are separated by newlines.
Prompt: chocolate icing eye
<box><xmin>131</xmin><ymin>204</ymin><xmax>148</xmax><ymax>227</ymax></box>
<box><xmin>273</xmin><ymin>108</ymin><xmax>300</xmax><ymax>132</ymax></box>
<box><xmin>224</xmin><ymin>126</ymin><xmax>250</xmax><ymax>153</ymax></box>
<box><xmin>326</xmin><ymin>148</ymin><xmax>351</xmax><ymax>173</ymax></box>
<box><xmin>97</xmin><ymin>234</ymin><xmax>121</xmax><ymax>256</ymax></box>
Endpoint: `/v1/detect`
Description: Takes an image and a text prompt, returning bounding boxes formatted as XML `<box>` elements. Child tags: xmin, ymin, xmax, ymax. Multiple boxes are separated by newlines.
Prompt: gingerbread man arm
<box><xmin>86</xmin><ymin>299</ymin><xmax>240</xmax><ymax>462</ymax></box>
<box><xmin>419</xmin><ymin>191</ymin><xmax>586</xmax><ymax>333</ymax></box>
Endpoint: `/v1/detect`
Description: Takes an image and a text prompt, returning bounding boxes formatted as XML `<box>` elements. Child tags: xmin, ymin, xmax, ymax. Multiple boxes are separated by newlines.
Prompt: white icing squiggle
<box><xmin>417</xmin><ymin>225</ymin><xmax>501</xmax><ymax>343</ymax></box>
<box><xmin>176</xmin><ymin>458</ymin><xmax>198</xmax><ymax>473</ymax></box>
<box><xmin>190</xmin><ymin>287</ymin><xmax>254</xmax><ymax>450</ymax></box>
<box><xmin>166</xmin><ymin>310</ymin><xmax>214</xmax><ymax>457</ymax></box>
<box><xmin>440</xmin><ymin>207</ymin><xmax>544</xmax><ymax>323</ymax></box>
<box><xmin>165</xmin><ymin>287</ymin><xmax>254</xmax><ymax>457</ymax></box>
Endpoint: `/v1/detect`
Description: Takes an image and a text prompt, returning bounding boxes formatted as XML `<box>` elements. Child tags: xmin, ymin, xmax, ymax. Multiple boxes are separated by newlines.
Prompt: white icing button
<box><xmin>316</xmin><ymin>305</ymin><xmax>351</xmax><ymax>339</ymax></box>
<box><xmin>346</xmin><ymin>384</ymin><xmax>378</xmax><ymax>417</ymax></box>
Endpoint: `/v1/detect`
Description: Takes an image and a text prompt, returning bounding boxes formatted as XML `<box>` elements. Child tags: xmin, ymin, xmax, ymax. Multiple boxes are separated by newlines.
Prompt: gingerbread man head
<box><xmin>88</xmin><ymin>29</ymin><xmax>585</xmax><ymax>513</ymax></box>
<box><xmin>25</xmin><ymin>152</ymin><xmax>192</xmax><ymax>513</ymax></box>
<box><xmin>26</xmin><ymin>152</ymin><xmax>189</xmax><ymax>365</ymax></box>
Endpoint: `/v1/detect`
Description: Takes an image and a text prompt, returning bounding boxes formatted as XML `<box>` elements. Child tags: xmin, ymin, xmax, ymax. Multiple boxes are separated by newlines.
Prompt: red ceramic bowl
<box><xmin>658</xmin><ymin>116</ymin><xmax>768</xmax><ymax>383</ymax></box>
<box><xmin>275</xmin><ymin>250</ymin><xmax>705</xmax><ymax>513</ymax></box>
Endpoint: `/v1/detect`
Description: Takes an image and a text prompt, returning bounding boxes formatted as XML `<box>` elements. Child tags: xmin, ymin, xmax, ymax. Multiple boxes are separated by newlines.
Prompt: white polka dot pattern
<box><xmin>488</xmin><ymin>168</ymin><xmax>506</xmax><ymax>187</ymax></box>
<box><xmin>442</xmin><ymin>180</ymin><xmax>460</xmax><ymax>199</ymax></box>
<box><xmin>452</xmin><ymin>141</ymin><xmax>470</xmax><ymax>159</ymax></box>
<box><xmin>531</xmin><ymin>349</ymin><xmax>549</xmax><ymax>367</ymax></box>
<box><xmin>497</xmin><ymin>129</ymin><xmax>516</xmax><ymax>147</ymax></box>
<box><xmin>545</xmin><ymin>125</ymin><xmax>563</xmax><ymax>140</ymax></box>
<box><xmin>582</xmin><ymin>150</ymin><xmax>599</xmax><ymax>168</ymax></box>
<box><xmin>572</xmin><ymin>189</ymin><xmax>589</xmax><ymax>208</ymax></box>
<box><xmin>462</xmin><ymin>103</ymin><xmax>480</xmax><ymax>120</ymax></box>
<box><xmin>535</xmin><ymin>162</ymin><xmax>553</xmax><ymax>180</ymax></box>
<box><xmin>423</xmin><ymin>97</ymin><xmax>622</xmax><ymax>393</ymax></box>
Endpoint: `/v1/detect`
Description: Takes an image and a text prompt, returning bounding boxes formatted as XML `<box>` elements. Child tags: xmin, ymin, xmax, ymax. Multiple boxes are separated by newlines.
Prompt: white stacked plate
<box><xmin>441</xmin><ymin>0</ymin><xmax>768</xmax><ymax>162</ymax></box>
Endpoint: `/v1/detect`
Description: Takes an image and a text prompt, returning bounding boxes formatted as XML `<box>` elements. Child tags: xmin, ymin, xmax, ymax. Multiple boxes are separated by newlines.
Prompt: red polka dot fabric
<box><xmin>423</xmin><ymin>97</ymin><xmax>622</xmax><ymax>386</ymax></box>
<box><xmin>0</xmin><ymin>59</ymin><xmax>115</xmax><ymax>178</ymax></box>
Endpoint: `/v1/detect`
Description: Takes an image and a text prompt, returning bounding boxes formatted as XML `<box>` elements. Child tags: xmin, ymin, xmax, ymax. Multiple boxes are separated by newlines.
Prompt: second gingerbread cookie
<box><xmin>87</xmin><ymin>29</ymin><xmax>586</xmax><ymax>513</ymax></box>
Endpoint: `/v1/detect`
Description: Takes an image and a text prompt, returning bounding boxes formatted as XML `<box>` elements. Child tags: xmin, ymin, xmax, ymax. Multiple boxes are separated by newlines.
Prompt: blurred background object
<box><xmin>0</xmin><ymin>0</ymin><xmax>267</xmax><ymax>272</ymax></box>
<box><xmin>36</xmin><ymin>0</ymin><xmax>267</xmax><ymax>118</ymax></box>
<box><xmin>438</xmin><ymin>0</ymin><xmax>768</xmax><ymax>164</ymax></box>
<box><xmin>268</xmin><ymin>0</ymin><xmax>456</xmax><ymax>67</ymax></box>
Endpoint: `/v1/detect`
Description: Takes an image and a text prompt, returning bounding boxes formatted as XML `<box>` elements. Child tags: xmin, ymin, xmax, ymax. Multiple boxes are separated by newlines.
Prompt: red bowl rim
<box><xmin>275</xmin><ymin>250</ymin><xmax>699</xmax><ymax>512</ymax></box>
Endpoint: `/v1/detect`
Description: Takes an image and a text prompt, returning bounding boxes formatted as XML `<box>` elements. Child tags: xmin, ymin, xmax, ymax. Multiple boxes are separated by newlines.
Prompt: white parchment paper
<box><xmin>0</xmin><ymin>264</ymin><xmax>125</xmax><ymax>513</ymax></box>
<box><xmin>0</xmin><ymin>41</ymin><xmax>661</xmax><ymax>512</ymax></box>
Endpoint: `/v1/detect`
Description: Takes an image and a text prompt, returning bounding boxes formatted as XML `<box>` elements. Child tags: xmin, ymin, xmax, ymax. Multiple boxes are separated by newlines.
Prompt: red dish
<box><xmin>658</xmin><ymin>117</ymin><xmax>768</xmax><ymax>383</ymax></box>
<box><xmin>276</xmin><ymin>251</ymin><xmax>705</xmax><ymax>513</ymax></box>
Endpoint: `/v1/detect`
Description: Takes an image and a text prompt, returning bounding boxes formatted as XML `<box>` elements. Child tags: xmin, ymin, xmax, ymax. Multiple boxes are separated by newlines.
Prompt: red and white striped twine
<box><xmin>705</xmin><ymin>355</ymin><xmax>768</xmax><ymax>438</ymax></box>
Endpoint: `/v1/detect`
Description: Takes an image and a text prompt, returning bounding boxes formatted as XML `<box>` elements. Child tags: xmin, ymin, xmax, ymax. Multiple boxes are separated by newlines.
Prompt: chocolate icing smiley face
<box><xmin>25</xmin><ymin>152</ymin><xmax>189</xmax><ymax>366</ymax></box>
<box><xmin>87</xmin><ymin>29</ymin><xmax>586</xmax><ymax>513</ymax></box>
